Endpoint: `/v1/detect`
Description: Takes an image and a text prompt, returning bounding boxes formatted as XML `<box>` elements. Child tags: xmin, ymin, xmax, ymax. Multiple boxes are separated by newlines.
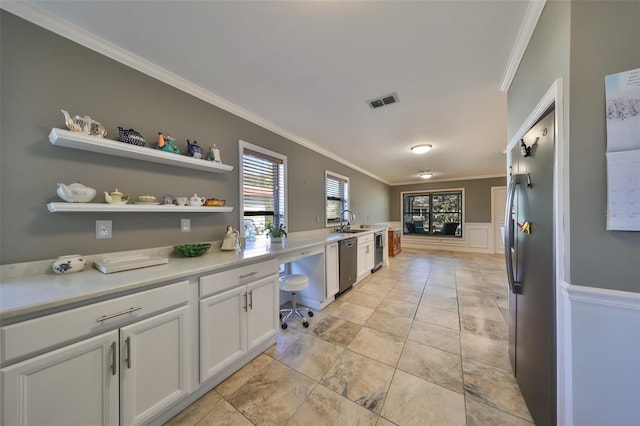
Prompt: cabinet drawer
<box><xmin>357</xmin><ymin>234</ymin><xmax>374</xmax><ymax>245</ymax></box>
<box><xmin>1</xmin><ymin>280</ymin><xmax>189</xmax><ymax>364</ymax></box>
<box><xmin>199</xmin><ymin>260</ymin><xmax>278</xmax><ymax>298</ymax></box>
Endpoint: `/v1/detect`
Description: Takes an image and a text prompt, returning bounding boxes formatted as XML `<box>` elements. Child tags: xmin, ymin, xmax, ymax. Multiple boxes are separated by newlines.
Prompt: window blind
<box><xmin>326</xmin><ymin>174</ymin><xmax>349</xmax><ymax>223</ymax></box>
<box><xmin>242</xmin><ymin>148</ymin><xmax>284</xmax><ymax>227</ymax></box>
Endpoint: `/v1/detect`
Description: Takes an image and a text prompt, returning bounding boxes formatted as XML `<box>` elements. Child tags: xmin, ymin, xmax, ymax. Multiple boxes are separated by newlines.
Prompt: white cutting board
<box><xmin>93</xmin><ymin>254</ymin><xmax>168</xmax><ymax>274</ymax></box>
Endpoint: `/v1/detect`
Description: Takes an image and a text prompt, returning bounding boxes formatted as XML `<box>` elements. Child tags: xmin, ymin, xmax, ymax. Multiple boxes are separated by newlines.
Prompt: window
<box><xmin>402</xmin><ymin>190</ymin><xmax>463</xmax><ymax>237</ymax></box>
<box><xmin>325</xmin><ymin>171</ymin><xmax>349</xmax><ymax>227</ymax></box>
<box><xmin>239</xmin><ymin>141</ymin><xmax>287</xmax><ymax>241</ymax></box>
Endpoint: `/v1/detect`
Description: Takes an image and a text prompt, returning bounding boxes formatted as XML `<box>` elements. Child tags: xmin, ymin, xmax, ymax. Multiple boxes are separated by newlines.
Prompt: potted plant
<box><xmin>266</xmin><ymin>223</ymin><xmax>287</xmax><ymax>243</ymax></box>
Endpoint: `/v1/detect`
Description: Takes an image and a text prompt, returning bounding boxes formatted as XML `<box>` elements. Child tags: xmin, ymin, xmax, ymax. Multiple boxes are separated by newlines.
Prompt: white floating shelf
<box><xmin>47</xmin><ymin>202</ymin><xmax>233</xmax><ymax>213</ymax></box>
<box><xmin>49</xmin><ymin>128</ymin><xmax>234</xmax><ymax>173</ymax></box>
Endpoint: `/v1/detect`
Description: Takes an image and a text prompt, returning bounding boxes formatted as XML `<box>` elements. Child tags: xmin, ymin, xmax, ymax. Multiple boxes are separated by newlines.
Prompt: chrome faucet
<box><xmin>339</xmin><ymin>209</ymin><xmax>355</xmax><ymax>232</ymax></box>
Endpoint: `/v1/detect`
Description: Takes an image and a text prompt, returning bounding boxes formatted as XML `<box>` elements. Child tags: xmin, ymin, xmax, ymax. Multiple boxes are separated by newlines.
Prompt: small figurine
<box><xmin>118</xmin><ymin>127</ymin><xmax>146</xmax><ymax>146</ymax></box>
<box><xmin>208</xmin><ymin>145</ymin><xmax>222</xmax><ymax>163</ymax></box>
<box><xmin>186</xmin><ymin>139</ymin><xmax>203</xmax><ymax>159</ymax></box>
<box><xmin>61</xmin><ymin>109</ymin><xmax>107</xmax><ymax>137</ymax></box>
<box><xmin>156</xmin><ymin>133</ymin><xmax>182</xmax><ymax>155</ymax></box>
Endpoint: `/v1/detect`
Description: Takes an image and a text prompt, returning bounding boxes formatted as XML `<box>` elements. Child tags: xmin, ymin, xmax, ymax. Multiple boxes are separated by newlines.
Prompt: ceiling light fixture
<box><xmin>411</xmin><ymin>144</ymin><xmax>432</xmax><ymax>154</ymax></box>
<box><xmin>419</xmin><ymin>171</ymin><xmax>433</xmax><ymax>179</ymax></box>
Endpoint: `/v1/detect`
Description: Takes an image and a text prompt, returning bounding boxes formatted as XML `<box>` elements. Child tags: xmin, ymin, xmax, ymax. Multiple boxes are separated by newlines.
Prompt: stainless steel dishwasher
<box><xmin>338</xmin><ymin>237</ymin><xmax>357</xmax><ymax>294</ymax></box>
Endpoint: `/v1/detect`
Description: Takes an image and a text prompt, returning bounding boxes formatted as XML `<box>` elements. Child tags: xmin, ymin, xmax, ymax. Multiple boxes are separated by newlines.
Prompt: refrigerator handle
<box><xmin>505</xmin><ymin>174</ymin><xmax>522</xmax><ymax>294</ymax></box>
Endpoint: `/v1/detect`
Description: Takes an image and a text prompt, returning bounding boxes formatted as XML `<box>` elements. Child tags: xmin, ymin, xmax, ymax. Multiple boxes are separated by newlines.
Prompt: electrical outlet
<box><xmin>96</xmin><ymin>220</ymin><xmax>112</xmax><ymax>239</ymax></box>
<box><xmin>181</xmin><ymin>218</ymin><xmax>191</xmax><ymax>232</ymax></box>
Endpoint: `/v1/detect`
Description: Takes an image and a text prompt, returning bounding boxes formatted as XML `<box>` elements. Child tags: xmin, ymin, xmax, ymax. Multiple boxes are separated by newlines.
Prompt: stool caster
<box><xmin>281</xmin><ymin>323</ymin><xmax>288</xmax><ymax>330</ymax></box>
<box><xmin>308</xmin><ymin>311</ymin><xmax>314</xmax><ymax>317</ymax></box>
<box><xmin>303</xmin><ymin>321</ymin><xmax>309</xmax><ymax>328</ymax></box>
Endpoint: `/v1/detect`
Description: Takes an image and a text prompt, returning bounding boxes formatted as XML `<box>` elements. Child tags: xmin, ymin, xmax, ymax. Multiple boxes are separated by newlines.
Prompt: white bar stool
<box><xmin>279</xmin><ymin>274</ymin><xmax>313</xmax><ymax>329</ymax></box>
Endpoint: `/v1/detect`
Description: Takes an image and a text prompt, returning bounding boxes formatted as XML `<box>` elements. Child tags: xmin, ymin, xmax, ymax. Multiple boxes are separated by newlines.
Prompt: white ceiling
<box><xmin>12</xmin><ymin>1</ymin><xmax>535</xmax><ymax>185</ymax></box>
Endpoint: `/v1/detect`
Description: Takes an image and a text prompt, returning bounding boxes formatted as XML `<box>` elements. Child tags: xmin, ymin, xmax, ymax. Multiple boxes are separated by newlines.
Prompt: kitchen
<box><xmin>1</xmin><ymin>2</ymin><xmax>639</xmax><ymax>426</ymax></box>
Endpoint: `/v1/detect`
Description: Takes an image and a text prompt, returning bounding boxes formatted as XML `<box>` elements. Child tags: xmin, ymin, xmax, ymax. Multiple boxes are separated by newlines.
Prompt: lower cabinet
<box><xmin>199</xmin><ymin>273</ymin><xmax>279</xmax><ymax>383</ymax></box>
<box><xmin>1</xmin><ymin>283</ymin><xmax>191</xmax><ymax>426</ymax></box>
<box><xmin>357</xmin><ymin>234</ymin><xmax>375</xmax><ymax>281</ymax></box>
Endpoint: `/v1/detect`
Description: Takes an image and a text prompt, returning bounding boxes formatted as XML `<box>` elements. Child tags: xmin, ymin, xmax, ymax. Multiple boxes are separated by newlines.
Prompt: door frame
<box><xmin>506</xmin><ymin>78</ymin><xmax>569</xmax><ymax>425</ymax></box>
<box><xmin>491</xmin><ymin>185</ymin><xmax>507</xmax><ymax>254</ymax></box>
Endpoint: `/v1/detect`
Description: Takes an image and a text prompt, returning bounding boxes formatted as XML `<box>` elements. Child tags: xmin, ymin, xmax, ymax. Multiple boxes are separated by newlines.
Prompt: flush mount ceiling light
<box><xmin>411</xmin><ymin>144</ymin><xmax>432</xmax><ymax>154</ymax></box>
<box><xmin>419</xmin><ymin>171</ymin><xmax>433</xmax><ymax>179</ymax></box>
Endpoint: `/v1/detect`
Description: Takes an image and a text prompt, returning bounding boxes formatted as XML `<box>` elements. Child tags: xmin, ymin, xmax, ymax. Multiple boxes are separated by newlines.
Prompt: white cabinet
<box><xmin>2</xmin><ymin>331</ymin><xmax>119</xmax><ymax>426</ymax></box>
<box><xmin>1</xmin><ymin>281</ymin><xmax>191</xmax><ymax>426</ymax></box>
<box><xmin>120</xmin><ymin>306</ymin><xmax>191</xmax><ymax>426</ymax></box>
<box><xmin>357</xmin><ymin>234</ymin><xmax>375</xmax><ymax>281</ymax></box>
<box><xmin>325</xmin><ymin>243</ymin><xmax>339</xmax><ymax>299</ymax></box>
<box><xmin>199</xmin><ymin>262</ymin><xmax>279</xmax><ymax>383</ymax></box>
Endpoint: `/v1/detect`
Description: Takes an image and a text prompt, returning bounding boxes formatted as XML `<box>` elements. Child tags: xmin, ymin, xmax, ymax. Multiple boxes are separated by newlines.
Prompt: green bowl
<box><xmin>174</xmin><ymin>243</ymin><xmax>212</xmax><ymax>257</ymax></box>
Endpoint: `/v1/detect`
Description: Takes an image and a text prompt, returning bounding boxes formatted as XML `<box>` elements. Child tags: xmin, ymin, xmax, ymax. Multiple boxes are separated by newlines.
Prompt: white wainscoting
<box><xmin>559</xmin><ymin>281</ymin><xmax>640</xmax><ymax>426</ymax></box>
<box><xmin>401</xmin><ymin>223</ymin><xmax>494</xmax><ymax>254</ymax></box>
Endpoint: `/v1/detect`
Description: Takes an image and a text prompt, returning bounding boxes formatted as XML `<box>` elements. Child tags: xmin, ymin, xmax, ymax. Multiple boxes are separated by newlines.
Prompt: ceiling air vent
<box><xmin>367</xmin><ymin>92</ymin><xmax>399</xmax><ymax>109</ymax></box>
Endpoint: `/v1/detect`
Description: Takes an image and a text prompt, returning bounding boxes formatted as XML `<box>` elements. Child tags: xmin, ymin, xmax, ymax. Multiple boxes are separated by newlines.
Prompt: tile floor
<box><xmin>166</xmin><ymin>249</ymin><xmax>534</xmax><ymax>425</ymax></box>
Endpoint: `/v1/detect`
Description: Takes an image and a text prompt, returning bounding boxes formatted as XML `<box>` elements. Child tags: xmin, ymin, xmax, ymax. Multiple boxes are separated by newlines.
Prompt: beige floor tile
<box><xmin>385</xmin><ymin>287</ymin><xmax>422</xmax><ymax>304</ymax></box>
<box><xmin>347</xmin><ymin>290</ymin><xmax>386</xmax><ymax>308</ymax></box>
<box><xmin>227</xmin><ymin>361</ymin><xmax>316</xmax><ymax>426</ymax></box>
<box><xmin>462</xmin><ymin>358</ymin><xmax>533</xmax><ymax>422</ymax></box>
<box><xmin>380</xmin><ymin>369</ymin><xmax>466</xmax><ymax>426</ymax></box>
<box><xmin>414</xmin><ymin>304</ymin><xmax>460</xmax><ymax>330</ymax></box>
<box><xmin>277</xmin><ymin>334</ymin><xmax>344</xmax><ymax>381</ymax></box>
<box><xmin>376</xmin><ymin>298</ymin><xmax>418</xmax><ymax>319</ymax></box>
<box><xmin>215</xmin><ymin>353</ymin><xmax>274</xmax><ymax>399</ymax></box>
<box><xmin>164</xmin><ymin>390</ymin><xmax>224</xmax><ymax>426</ymax></box>
<box><xmin>310</xmin><ymin>315</ymin><xmax>362</xmax><ymax>347</ymax></box>
<box><xmin>193</xmin><ymin>399</ymin><xmax>253</xmax><ymax>426</ymax></box>
<box><xmin>419</xmin><ymin>294</ymin><xmax>459</xmax><ymax>312</ymax></box>
<box><xmin>465</xmin><ymin>399</ymin><xmax>534</xmax><ymax>426</ymax></box>
<box><xmin>423</xmin><ymin>284</ymin><xmax>458</xmax><ymax>297</ymax></box>
<box><xmin>393</xmin><ymin>279</ymin><xmax>426</xmax><ymax>293</ymax></box>
<box><xmin>320</xmin><ymin>350</ymin><xmax>395</xmax><ymax>414</ymax></box>
<box><xmin>460</xmin><ymin>314</ymin><xmax>508</xmax><ymax>340</ymax></box>
<box><xmin>327</xmin><ymin>301</ymin><xmax>375</xmax><ymax>325</ymax></box>
<box><xmin>459</xmin><ymin>305</ymin><xmax>506</xmax><ymax>322</ymax></box>
<box><xmin>375</xmin><ymin>417</ymin><xmax>397</xmax><ymax>426</ymax></box>
<box><xmin>264</xmin><ymin>325</ymin><xmax>306</xmax><ymax>358</ymax></box>
<box><xmin>347</xmin><ymin>327</ymin><xmax>405</xmax><ymax>367</ymax></box>
<box><xmin>364</xmin><ymin>310</ymin><xmax>412</xmax><ymax>338</ymax></box>
<box><xmin>286</xmin><ymin>384</ymin><xmax>379</xmax><ymax>425</ymax></box>
<box><xmin>460</xmin><ymin>331</ymin><xmax>511</xmax><ymax>372</ymax></box>
<box><xmin>407</xmin><ymin>319</ymin><xmax>461</xmax><ymax>355</ymax></box>
<box><xmin>397</xmin><ymin>340</ymin><xmax>463</xmax><ymax>394</ymax></box>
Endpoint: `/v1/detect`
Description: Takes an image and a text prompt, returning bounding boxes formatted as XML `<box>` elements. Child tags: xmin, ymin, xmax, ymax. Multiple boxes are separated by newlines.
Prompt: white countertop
<box><xmin>0</xmin><ymin>228</ymin><xmax>385</xmax><ymax>322</ymax></box>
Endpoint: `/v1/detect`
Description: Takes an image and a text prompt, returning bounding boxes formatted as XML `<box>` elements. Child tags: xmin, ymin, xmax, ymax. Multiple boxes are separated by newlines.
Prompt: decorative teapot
<box><xmin>104</xmin><ymin>188</ymin><xmax>129</xmax><ymax>204</ymax></box>
<box><xmin>118</xmin><ymin>127</ymin><xmax>145</xmax><ymax>146</ymax></box>
<box><xmin>188</xmin><ymin>194</ymin><xmax>206</xmax><ymax>207</ymax></box>
<box><xmin>57</xmin><ymin>182</ymin><xmax>96</xmax><ymax>203</ymax></box>
<box><xmin>156</xmin><ymin>133</ymin><xmax>182</xmax><ymax>155</ymax></box>
<box><xmin>186</xmin><ymin>140</ymin><xmax>203</xmax><ymax>159</ymax></box>
<box><xmin>61</xmin><ymin>109</ymin><xmax>107</xmax><ymax>137</ymax></box>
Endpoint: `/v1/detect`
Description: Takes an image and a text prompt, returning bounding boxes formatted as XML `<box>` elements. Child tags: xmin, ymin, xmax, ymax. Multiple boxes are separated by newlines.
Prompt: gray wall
<box><xmin>0</xmin><ymin>11</ymin><xmax>390</xmax><ymax>264</ymax></box>
<box><xmin>507</xmin><ymin>1</ymin><xmax>639</xmax><ymax>293</ymax></box>
<box><xmin>389</xmin><ymin>177</ymin><xmax>506</xmax><ymax>223</ymax></box>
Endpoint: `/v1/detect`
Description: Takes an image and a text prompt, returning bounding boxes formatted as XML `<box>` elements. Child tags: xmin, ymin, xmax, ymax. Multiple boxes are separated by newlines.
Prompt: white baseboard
<box><xmin>559</xmin><ymin>281</ymin><xmax>640</xmax><ymax>426</ymax></box>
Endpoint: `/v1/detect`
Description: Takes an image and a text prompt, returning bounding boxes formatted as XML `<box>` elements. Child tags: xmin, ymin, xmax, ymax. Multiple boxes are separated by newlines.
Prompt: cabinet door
<box><xmin>365</xmin><ymin>241</ymin><xmax>375</xmax><ymax>271</ymax></box>
<box><xmin>357</xmin><ymin>243</ymin><xmax>368</xmax><ymax>280</ymax></box>
<box><xmin>246</xmin><ymin>274</ymin><xmax>278</xmax><ymax>351</ymax></box>
<box><xmin>200</xmin><ymin>286</ymin><xmax>247</xmax><ymax>383</ymax></box>
<box><xmin>1</xmin><ymin>331</ymin><xmax>119</xmax><ymax>426</ymax></box>
<box><xmin>325</xmin><ymin>243</ymin><xmax>339</xmax><ymax>298</ymax></box>
<box><xmin>120</xmin><ymin>306</ymin><xmax>191</xmax><ymax>426</ymax></box>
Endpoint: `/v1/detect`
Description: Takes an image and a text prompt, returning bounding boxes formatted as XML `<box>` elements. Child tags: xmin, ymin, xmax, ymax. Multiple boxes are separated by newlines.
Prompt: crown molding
<box><xmin>390</xmin><ymin>173</ymin><xmax>506</xmax><ymax>187</ymax></box>
<box><xmin>499</xmin><ymin>0</ymin><xmax>547</xmax><ymax>92</ymax></box>
<box><xmin>1</xmin><ymin>1</ymin><xmax>389</xmax><ymax>185</ymax></box>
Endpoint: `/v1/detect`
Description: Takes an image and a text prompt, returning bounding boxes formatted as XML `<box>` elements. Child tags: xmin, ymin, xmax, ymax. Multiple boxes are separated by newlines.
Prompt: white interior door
<box><xmin>492</xmin><ymin>186</ymin><xmax>508</xmax><ymax>254</ymax></box>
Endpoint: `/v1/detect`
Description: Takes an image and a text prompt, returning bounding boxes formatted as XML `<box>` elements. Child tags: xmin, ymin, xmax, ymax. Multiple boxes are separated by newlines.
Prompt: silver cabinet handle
<box><xmin>110</xmin><ymin>341</ymin><xmax>117</xmax><ymax>376</ymax></box>
<box><xmin>125</xmin><ymin>336</ymin><xmax>131</xmax><ymax>369</ymax></box>
<box><xmin>243</xmin><ymin>292</ymin><xmax>248</xmax><ymax>312</ymax></box>
<box><xmin>96</xmin><ymin>306</ymin><xmax>142</xmax><ymax>322</ymax></box>
<box><xmin>248</xmin><ymin>290</ymin><xmax>253</xmax><ymax>310</ymax></box>
<box><xmin>239</xmin><ymin>272</ymin><xmax>257</xmax><ymax>280</ymax></box>
<box><xmin>504</xmin><ymin>174</ymin><xmax>522</xmax><ymax>294</ymax></box>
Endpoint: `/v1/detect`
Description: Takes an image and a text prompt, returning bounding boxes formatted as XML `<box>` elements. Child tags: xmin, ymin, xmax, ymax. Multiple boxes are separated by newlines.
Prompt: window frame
<box><xmin>238</xmin><ymin>140</ymin><xmax>288</xmax><ymax>240</ymax></box>
<box><xmin>400</xmin><ymin>188</ymin><xmax>464</xmax><ymax>237</ymax></box>
<box><xmin>325</xmin><ymin>170</ymin><xmax>350</xmax><ymax>228</ymax></box>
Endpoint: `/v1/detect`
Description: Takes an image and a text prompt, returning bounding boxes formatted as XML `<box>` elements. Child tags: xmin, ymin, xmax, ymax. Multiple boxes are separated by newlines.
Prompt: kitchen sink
<box><xmin>338</xmin><ymin>229</ymin><xmax>369</xmax><ymax>233</ymax></box>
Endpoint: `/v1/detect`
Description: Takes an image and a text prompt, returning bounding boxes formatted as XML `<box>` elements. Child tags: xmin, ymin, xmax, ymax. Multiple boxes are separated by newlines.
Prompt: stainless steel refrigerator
<box><xmin>505</xmin><ymin>108</ymin><xmax>556</xmax><ymax>425</ymax></box>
